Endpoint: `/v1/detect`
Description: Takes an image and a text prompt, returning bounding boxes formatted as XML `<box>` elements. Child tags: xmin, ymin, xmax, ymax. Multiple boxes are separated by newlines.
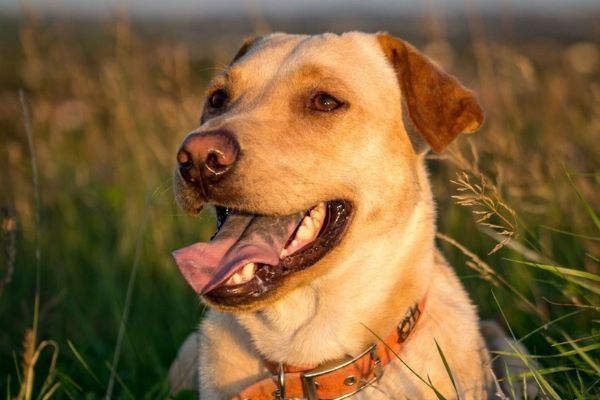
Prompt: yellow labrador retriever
<box><xmin>169</xmin><ymin>32</ymin><xmax>504</xmax><ymax>399</ymax></box>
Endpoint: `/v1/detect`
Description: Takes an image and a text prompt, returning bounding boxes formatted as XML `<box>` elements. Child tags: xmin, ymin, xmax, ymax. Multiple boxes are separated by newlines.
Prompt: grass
<box><xmin>1</xmin><ymin>11</ymin><xmax>599</xmax><ymax>399</ymax></box>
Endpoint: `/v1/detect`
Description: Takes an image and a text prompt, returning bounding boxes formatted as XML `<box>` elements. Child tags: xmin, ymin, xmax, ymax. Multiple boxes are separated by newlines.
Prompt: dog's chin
<box><xmin>200</xmin><ymin>200</ymin><xmax>353</xmax><ymax>311</ymax></box>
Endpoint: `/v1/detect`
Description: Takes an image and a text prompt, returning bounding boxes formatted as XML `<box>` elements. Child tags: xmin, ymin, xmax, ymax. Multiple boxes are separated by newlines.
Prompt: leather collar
<box><xmin>232</xmin><ymin>298</ymin><xmax>426</xmax><ymax>400</ymax></box>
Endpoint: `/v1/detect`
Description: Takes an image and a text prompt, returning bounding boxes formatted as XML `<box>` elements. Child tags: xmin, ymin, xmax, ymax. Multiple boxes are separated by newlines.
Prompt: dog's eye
<box><xmin>310</xmin><ymin>92</ymin><xmax>343</xmax><ymax>112</ymax></box>
<box><xmin>208</xmin><ymin>89</ymin><xmax>228</xmax><ymax>109</ymax></box>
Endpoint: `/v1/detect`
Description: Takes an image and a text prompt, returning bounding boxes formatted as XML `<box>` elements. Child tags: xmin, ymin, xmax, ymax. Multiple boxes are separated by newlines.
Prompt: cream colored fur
<box><xmin>169</xmin><ymin>32</ymin><xmax>500</xmax><ymax>399</ymax></box>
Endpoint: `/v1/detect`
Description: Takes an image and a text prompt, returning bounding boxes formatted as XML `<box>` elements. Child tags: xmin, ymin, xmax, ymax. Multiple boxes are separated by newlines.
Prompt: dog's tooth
<box><xmin>231</xmin><ymin>273</ymin><xmax>242</xmax><ymax>285</ymax></box>
<box><xmin>241</xmin><ymin>263</ymin><xmax>256</xmax><ymax>282</ymax></box>
<box><xmin>296</xmin><ymin>225</ymin><xmax>308</xmax><ymax>240</ymax></box>
<box><xmin>280</xmin><ymin>204</ymin><xmax>327</xmax><ymax>259</ymax></box>
<box><xmin>224</xmin><ymin>264</ymin><xmax>255</xmax><ymax>286</ymax></box>
<box><xmin>312</xmin><ymin>215</ymin><xmax>321</xmax><ymax>229</ymax></box>
<box><xmin>310</xmin><ymin>203</ymin><xmax>326</xmax><ymax>226</ymax></box>
<box><xmin>307</xmin><ymin>217</ymin><xmax>316</xmax><ymax>236</ymax></box>
<box><xmin>296</xmin><ymin>218</ymin><xmax>315</xmax><ymax>241</ymax></box>
<box><xmin>281</xmin><ymin>239</ymin><xmax>300</xmax><ymax>259</ymax></box>
<box><xmin>300</xmin><ymin>215</ymin><xmax>311</xmax><ymax>228</ymax></box>
<box><xmin>297</xmin><ymin>217</ymin><xmax>306</xmax><ymax>229</ymax></box>
<box><xmin>225</xmin><ymin>274</ymin><xmax>236</xmax><ymax>286</ymax></box>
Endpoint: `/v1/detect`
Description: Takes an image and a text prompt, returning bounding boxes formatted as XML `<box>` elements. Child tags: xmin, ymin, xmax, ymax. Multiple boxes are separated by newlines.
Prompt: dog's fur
<box><xmin>169</xmin><ymin>32</ymin><xmax>525</xmax><ymax>399</ymax></box>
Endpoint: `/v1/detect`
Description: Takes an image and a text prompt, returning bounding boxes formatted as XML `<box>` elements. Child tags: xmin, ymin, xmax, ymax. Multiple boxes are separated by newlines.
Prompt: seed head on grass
<box><xmin>17</xmin><ymin>329</ymin><xmax>35</xmax><ymax>400</ymax></box>
<box><xmin>433</xmin><ymin>143</ymin><xmax>518</xmax><ymax>256</ymax></box>
<box><xmin>16</xmin><ymin>328</ymin><xmax>60</xmax><ymax>400</ymax></box>
<box><xmin>451</xmin><ymin>170</ymin><xmax>517</xmax><ymax>255</ymax></box>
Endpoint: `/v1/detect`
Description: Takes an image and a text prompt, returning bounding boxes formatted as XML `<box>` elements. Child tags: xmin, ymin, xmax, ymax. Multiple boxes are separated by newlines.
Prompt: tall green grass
<box><xmin>1</xmin><ymin>14</ymin><xmax>598</xmax><ymax>399</ymax></box>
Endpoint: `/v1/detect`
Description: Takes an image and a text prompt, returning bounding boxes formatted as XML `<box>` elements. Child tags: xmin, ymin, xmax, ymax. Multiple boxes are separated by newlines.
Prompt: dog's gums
<box><xmin>173</xmin><ymin>200</ymin><xmax>352</xmax><ymax>307</ymax></box>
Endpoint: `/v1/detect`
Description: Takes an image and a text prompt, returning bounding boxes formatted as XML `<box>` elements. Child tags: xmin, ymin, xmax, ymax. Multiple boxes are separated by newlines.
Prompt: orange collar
<box><xmin>232</xmin><ymin>298</ymin><xmax>426</xmax><ymax>400</ymax></box>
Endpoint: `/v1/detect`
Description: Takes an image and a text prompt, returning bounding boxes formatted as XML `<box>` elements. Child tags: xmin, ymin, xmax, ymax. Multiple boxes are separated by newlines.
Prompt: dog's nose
<box><xmin>176</xmin><ymin>130</ymin><xmax>239</xmax><ymax>184</ymax></box>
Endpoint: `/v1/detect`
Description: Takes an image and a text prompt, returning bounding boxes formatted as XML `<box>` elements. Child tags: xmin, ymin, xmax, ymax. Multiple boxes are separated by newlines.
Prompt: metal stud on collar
<box><xmin>273</xmin><ymin>362</ymin><xmax>286</xmax><ymax>400</ymax></box>
<box><xmin>397</xmin><ymin>303</ymin><xmax>421</xmax><ymax>343</ymax></box>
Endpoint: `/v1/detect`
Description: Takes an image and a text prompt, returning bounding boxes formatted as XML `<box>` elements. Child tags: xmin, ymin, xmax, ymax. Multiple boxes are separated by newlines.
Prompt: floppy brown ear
<box><xmin>230</xmin><ymin>35</ymin><xmax>261</xmax><ymax>65</ymax></box>
<box><xmin>377</xmin><ymin>33</ymin><xmax>484</xmax><ymax>153</ymax></box>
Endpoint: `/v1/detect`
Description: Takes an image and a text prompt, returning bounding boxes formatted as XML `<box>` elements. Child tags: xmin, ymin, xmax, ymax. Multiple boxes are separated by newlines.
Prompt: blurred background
<box><xmin>0</xmin><ymin>1</ymin><xmax>598</xmax><ymax>399</ymax></box>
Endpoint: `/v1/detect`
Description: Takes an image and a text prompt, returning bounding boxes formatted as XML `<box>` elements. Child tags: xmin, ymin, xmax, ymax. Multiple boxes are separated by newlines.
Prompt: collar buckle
<box><xmin>273</xmin><ymin>363</ymin><xmax>286</xmax><ymax>400</ymax></box>
<box><xmin>299</xmin><ymin>343</ymin><xmax>383</xmax><ymax>400</ymax></box>
<box><xmin>369</xmin><ymin>345</ymin><xmax>383</xmax><ymax>381</ymax></box>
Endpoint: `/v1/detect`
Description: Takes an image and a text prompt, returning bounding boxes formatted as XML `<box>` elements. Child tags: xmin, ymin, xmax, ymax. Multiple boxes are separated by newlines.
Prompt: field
<box><xmin>0</xmin><ymin>8</ymin><xmax>599</xmax><ymax>399</ymax></box>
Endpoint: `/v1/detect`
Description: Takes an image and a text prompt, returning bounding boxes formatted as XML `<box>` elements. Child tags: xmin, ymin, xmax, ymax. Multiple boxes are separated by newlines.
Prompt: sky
<box><xmin>1</xmin><ymin>0</ymin><xmax>599</xmax><ymax>18</ymax></box>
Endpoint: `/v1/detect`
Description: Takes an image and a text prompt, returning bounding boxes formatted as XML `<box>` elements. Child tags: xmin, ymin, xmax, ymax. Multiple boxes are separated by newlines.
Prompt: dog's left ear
<box><xmin>230</xmin><ymin>35</ymin><xmax>261</xmax><ymax>65</ymax></box>
<box><xmin>377</xmin><ymin>33</ymin><xmax>484</xmax><ymax>153</ymax></box>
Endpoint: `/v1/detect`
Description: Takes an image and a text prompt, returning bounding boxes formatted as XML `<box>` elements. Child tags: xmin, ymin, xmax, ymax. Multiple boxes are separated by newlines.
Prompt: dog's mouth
<box><xmin>172</xmin><ymin>200</ymin><xmax>352</xmax><ymax>307</ymax></box>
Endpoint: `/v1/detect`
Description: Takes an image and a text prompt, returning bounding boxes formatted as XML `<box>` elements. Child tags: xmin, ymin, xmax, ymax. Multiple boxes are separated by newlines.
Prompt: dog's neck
<box><xmin>236</xmin><ymin>297</ymin><xmax>427</xmax><ymax>400</ymax></box>
<box><xmin>264</xmin><ymin>298</ymin><xmax>426</xmax><ymax>372</ymax></box>
<box><xmin>236</xmin><ymin>193</ymin><xmax>436</xmax><ymax>367</ymax></box>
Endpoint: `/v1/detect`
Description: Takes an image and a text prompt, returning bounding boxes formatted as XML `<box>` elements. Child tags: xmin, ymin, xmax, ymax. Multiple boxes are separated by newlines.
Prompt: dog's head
<box><xmin>172</xmin><ymin>32</ymin><xmax>483</xmax><ymax>312</ymax></box>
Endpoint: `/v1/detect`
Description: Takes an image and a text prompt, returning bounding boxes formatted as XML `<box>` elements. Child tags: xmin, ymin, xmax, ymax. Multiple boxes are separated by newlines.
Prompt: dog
<box><xmin>168</xmin><ymin>31</ymin><xmax>530</xmax><ymax>399</ymax></box>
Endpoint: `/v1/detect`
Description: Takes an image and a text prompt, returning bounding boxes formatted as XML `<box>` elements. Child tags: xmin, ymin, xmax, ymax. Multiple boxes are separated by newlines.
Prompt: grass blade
<box><xmin>67</xmin><ymin>340</ymin><xmax>102</xmax><ymax>386</ymax></box>
<box><xmin>564</xmin><ymin>167</ymin><xmax>600</xmax><ymax>231</ymax></box>
<box><xmin>104</xmin><ymin>196</ymin><xmax>151</xmax><ymax>399</ymax></box>
<box><xmin>434</xmin><ymin>339</ymin><xmax>459</xmax><ymax>398</ymax></box>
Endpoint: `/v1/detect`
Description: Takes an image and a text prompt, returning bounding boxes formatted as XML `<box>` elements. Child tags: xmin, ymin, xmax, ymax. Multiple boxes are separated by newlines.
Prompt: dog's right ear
<box><xmin>377</xmin><ymin>33</ymin><xmax>484</xmax><ymax>153</ymax></box>
<box><xmin>230</xmin><ymin>36</ymin><xmax>261</xmax><ymax>65</ymax></box>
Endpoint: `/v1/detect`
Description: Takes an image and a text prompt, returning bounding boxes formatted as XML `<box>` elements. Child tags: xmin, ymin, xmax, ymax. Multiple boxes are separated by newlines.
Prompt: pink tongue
<box><xmin>172</xmin><ymin>211</ymin><xmax>304</xmax><ymax>294</ymax></box>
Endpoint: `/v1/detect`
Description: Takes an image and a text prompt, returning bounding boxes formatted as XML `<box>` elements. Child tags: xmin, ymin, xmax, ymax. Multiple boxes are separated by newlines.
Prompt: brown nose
<box><xmin>176</xmin><ymin>130</ymin><xmax>239</xmax><ymax>184</ymax></box>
